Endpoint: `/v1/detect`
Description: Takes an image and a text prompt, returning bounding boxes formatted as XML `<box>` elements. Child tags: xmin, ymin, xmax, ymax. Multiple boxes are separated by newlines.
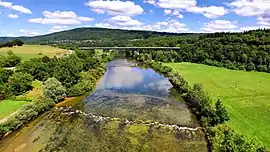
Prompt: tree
<box><xmin>246</xmin><ymin>62</ymin><xmax>256</xmax><ymax>71</ymax></box>
<box><xmin>4</xmin><ymin>51</ymin><xmax>22</xmax><ymax>67</ymax></box>
<box><xmin>44</xmin><ymin>77</ymin><xmax>66</xmax><ymax>103</ymax></box>
<box><xmin>215</xmin><ymin>99</ymin><xmax>230</xmax><ymax>124</ymax></box>
<box><xmin>8</xmin><ymin>72</ymin><xmax>33</xmax><ymax>96</ymax></box>
<box><xmin>12</xmin><ymin>39</ymin><xmax>24</xmax><ymax>46</ymax></box>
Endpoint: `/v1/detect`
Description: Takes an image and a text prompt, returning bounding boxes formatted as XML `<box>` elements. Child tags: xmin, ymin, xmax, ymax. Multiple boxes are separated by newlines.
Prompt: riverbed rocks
<box><xmin>55</xmin><ymin>107</ymin><xmax>202</xmax><ymax>134</ymax></box>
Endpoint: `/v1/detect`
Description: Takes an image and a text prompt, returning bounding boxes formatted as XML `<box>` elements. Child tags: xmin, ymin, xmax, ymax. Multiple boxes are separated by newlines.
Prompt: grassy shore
<box><xmin>0</xmin><ymin>45</ymin><xmax>70</xmax><ymax>61</ymax></box>
<box><xmin>0</xmin><ymin>100</ymin><xmax>28</xmax><ymax>119</ymax></box>
<box><xmin>165</xmin><ymin>62</ymin><xmax>270</xmax><ymax>148</ymax></box>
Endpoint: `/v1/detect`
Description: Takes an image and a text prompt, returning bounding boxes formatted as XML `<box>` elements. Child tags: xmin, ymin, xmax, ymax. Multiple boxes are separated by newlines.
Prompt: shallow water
<box><xmin>0</xmin><ymin>59</ymin><xmax>206</xmax><ymax>152</ymax></box>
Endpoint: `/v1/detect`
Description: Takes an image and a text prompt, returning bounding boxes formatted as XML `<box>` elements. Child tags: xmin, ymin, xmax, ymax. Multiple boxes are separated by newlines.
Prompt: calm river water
<box><xmin>0</xmin><ymin>59</ymin><xmax>206</xmax><ymax>152</ymax></box>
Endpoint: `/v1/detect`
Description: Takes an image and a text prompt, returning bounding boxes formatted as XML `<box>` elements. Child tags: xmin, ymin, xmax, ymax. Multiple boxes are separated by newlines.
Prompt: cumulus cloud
<box><xmin>0</xmin><ymin>1</ymin><xmax>32</xmax><ymax>14</ymax></box>
<box><xmin>164</xmin><ymin>9</ymin><xmax>172</xmax><ymax>15</ymax></box>
<box><xmin>95</xmin><ymin>19</ymin><xmax>190</xmax><ymax>33</ymax></box>
<box><xmin>228</xmin><ymin>0</ymin><xmax>270</xmax><ymax>17</ymax></box>
<box><xmin>257</xmin><ymin>12</ymin><xmax>270</xmax><ymax>27</ymax></box>
<box><xmin>144</xmin><ymin>0</ymin><xmax>156</xmax><ymax>5</ymax></box>
<box><xmin>85</xmin><ymin>0</ymin><xmax>144</xmax><ymax>16</ymax></box>
<box><xmin>187</xmin><ymin>6</ymin><xmax>228</xmax><ymax>18</ymax></box>
<box><xmin>228</xmin><ymin>0</ymin><xmax>270</xmax><ymax>26</ymax></box>
<box><xmin>201</xmin><ymin>20</ymin><xmax>239</xmax><ymax>32</ymax></box>
<box><xmin>50</xmin><ymin>26</ymin><xmax>68</xmax><ymax>33</ymax></box>
<box><xmin>8</xmin><ymin>13</ymin><xmax>18</xmax><ymax>19</ymax></box>
<box><xmin>109</xmin><ymin>16</ymin><xmax>144</xmax><ymax>26</ymax></box>
<box><xmin>145</xmin><ymin>0</ymin><xmax>228</xmax><ymax>18</ymax></box>
<box><xmin>29</xmin><ymin>10</ymin><xmax>93</xmax><ymax>25</ymax></box>
<box><xmin>162</xmin><ymin>20</ymin><xmax>189</xmax><ymax>33</ymax></box>
<box><xmin>155</xmin><ymin>0</ymin><xmax>197</xmax><ymax>9</ymax></box>
<box><xmin>19</xmin><ymin>29</ymin><xmax>39</xmax><ymax>36</ymax></box>
<box><xmin>177</xmin><ymin>14</ymin><xmax>184</xmax><ymax>18</ymax></box>
<box><xmin>164</xmin><ymin>9</ymin><xmax>184</xmax><ymax>18</ymax></box>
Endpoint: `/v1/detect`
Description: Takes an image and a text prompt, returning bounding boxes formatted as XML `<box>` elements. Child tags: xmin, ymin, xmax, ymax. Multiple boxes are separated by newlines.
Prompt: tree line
<box><xmin>124</xmin><ymin>51</ymin><xmax>267</xmax><ymax>152</ymax></box>
<box><xmin>41</xmin><ymin>28</ymin><xmax>270</xmax><ymax>73</ymax></box>
<box><xmin>0</xmin><ymin>39</ymin><xmax>24</xmax><ymax>48</ymax></box>
<box><xmin>127</xmin><ymin>29</ymin><xmax>270</xmax><ymax>73</ymax></box>
<box><xmin>0</xmin><ymin>49</ymin><xmax>113</xmax><ymax>138</ymax></box>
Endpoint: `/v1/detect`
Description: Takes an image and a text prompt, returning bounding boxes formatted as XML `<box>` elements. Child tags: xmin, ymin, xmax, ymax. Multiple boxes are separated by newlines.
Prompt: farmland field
<box><xmin>165</xmin><ymin>62</ymin><xmax>270</xmax><ymax>148</ymax></box>
<box><xmin>0</xmin><ymin>45</ymin><xmax>70</xmax><ymax>61</ymax></box>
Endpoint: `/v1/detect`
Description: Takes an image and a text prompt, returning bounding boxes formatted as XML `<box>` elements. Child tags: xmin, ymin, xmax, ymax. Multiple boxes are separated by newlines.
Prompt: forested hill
<box><xmin>0</xmin><ymin>27</ymin><xmax>190</xmax><ymax>44</ymax></box>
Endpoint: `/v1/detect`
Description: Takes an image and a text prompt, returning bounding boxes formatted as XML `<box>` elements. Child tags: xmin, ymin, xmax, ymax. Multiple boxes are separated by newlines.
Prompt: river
<box><xmin>0</xmin><ymin>59</ymin><xmax>207</xmax><ymax>152</ymax></box>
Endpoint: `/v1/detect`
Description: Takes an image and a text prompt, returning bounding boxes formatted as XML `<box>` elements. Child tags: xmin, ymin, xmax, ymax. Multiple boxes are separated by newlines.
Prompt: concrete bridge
<box><xmin>79</xmin><ymin>47</ymin><xmax>181</xmax><ymax>51</ymax></box>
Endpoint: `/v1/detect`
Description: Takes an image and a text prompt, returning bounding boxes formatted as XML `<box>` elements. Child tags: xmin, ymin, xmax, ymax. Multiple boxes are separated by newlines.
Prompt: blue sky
<box><xmin>0</xmin><ymin>0</ymin><xmax>269</xmax><ymax>36</ymax></box>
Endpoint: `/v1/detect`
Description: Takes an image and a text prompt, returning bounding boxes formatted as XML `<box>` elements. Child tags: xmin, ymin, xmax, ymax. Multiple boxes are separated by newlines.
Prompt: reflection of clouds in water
<box><xmin>145</xmin><ymin>79</ymin><xmax>173</xmax><ymax>91</ymax></box>
<box><xmin>96</xmin><ymin>67</ymin><xmax>143</xmax><ymax>89</ymax></box>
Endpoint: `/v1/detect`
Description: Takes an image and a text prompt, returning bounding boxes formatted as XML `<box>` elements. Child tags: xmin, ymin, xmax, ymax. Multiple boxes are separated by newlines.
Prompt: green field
<box><xmin>0</xmin><ymin>45</ymin><xmax>70</xmax><ymax>61</ymax></box>
<box><xmin>165</xmin><ymin>62</ymin><xmax>270</xmax><ymax>148</ymax></box>
<box><xmin>0</xmin><ymin>100</ymin><xmax>28</xmax><ymax>119</ymax></box>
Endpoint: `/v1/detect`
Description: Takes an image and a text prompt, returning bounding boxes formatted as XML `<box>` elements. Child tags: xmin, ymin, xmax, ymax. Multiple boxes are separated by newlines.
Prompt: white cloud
<box><xmin>144</xmin><ymin>0</ymin><xmax>156</xmax><ymax>5</ymax></box>
<box><xmin>239</xmin><ymin>26</ymin><xmax>268</xmax><ymax>31</ymax></box>
<box><xmin>29</xmin><ymin>18</ymin><xmax>82</xmax><ymax>25</ymax></box>
<box><xmin>172</xmin><ymin>10</ymin><xmax>180</xmax><ymax>16</ymax></box>
<box><xmin>156</xmin><ymin>0</ymin><xmax>197</xmax><ymax>10</ymax></box>
<box><xmin>177</xmin><ymin>14</ymin><xmax>184</xmax><ymax>18</ymax></box>
<box><xmin>19</xmin><ymin>29</ymin><xmax>39</xmax><ymax>36</ymax></box>
<box><xmin>145</xmin><ymin>0</ymin><xmax>227</xmax><ymax>18</ymax></box>
<box><xmin>257</xmin><ymin>12</ymin><xmax>270</xmax><ymax>27</ymax></box>
<box><xmin>162</xmin><ymin>20</ymin><xmax>190</xmax><ymax>33</ymax></box>
<box><xmin>228</xmin><ymin>0</ymin><xmax>270</xmax><ymax>17</ymax></box>
<box><xmin>201</xmin><ymin>20</ymin><xmax>239</xmax><ymax>32</ymax></box>
<box><xmin>85</xmin><ymin>0</ymin><xmax>144</xmax><ymax>16</ymax></box>
<box><xmin>29</xmin><ymin>10</ymin><xmax>93</xmax><ymax>25</ymax></box>
<box><xmin>8</xmin><ymin>13</ymin><xmax>18</xmax><ymax>19</ymax></box>
<box><xmin>228</xmin><ymin>0</ymin><xmax>270</xmax><ymax>27</ymax></box>
<box><xmin>109</xmin><ymin>15</ymin><xmax>144</xmax><ymax>26</ymax></box>
<box><xmin>0</xmin><ymin>1</ymin><xmax>32</xmax><ymax>14</ymax></box>
<box><xmin>95</xmin><ymin>23</ymin><xmax>115</xmax><ymax>28</ymax></box>
<box><xmin>96</xmin><ymin>19</ymin><xmax>189</xmax><ymax>33</ymax></box>
<box><xmin>50</xmin><ymin>26</ymin><xmax>68</xmax><ymax>33</ymax></box>
<box><xmin>187</xmin><ymin>6</ymin><xmax>228</xmax><ymax>18</ymax></box>
<box><xmin>164</xmin><ymin>9</ymin><xmax>172</xmax><ymax>15</ymax></box>
<box><xmin>164</xmin><ymin>9</ymin><xmax>184</xmax><ymax>18</ymax></box>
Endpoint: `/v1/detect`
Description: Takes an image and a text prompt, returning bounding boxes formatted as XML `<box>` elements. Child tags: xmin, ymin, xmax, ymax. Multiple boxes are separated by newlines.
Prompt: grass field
<box><xmin>165</xmin><ymin>62</ymin><xmax>270</xmax><ymax>148</ymax></box>
<box><xmin>0</xmin><ymin>100</ymin><xmax>28</xmax><ymax>119</ymax></box>
<box><xmin>0</xmin><ymin>80</ymin><xmax>43</xmax><ymax>120</ymax></box>
<box><xmin>0</xmin><ymin>45</ymin><xmax>70</xmax><ymax>61</ymax></box>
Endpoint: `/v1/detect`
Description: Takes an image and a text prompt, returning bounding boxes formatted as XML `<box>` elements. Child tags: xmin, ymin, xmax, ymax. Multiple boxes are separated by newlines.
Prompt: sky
<box><xmin>0</xmin><ymin>0</ymin><xmax>270</xmax><ymax>36</ymax></box>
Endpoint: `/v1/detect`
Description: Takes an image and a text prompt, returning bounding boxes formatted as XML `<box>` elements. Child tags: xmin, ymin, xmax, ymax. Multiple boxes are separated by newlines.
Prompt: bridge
<box><xmin>79</xmin><ymin>47</ymin><xmax>181</xmax><ymax>51</ymax></box>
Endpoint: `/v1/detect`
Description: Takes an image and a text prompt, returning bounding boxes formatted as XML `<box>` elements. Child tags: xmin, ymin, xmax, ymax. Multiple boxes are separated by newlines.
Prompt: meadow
<box><xmin>165</xmin><ymin>62</ymin><xmax>270</xmax><ymax>148</ymax></box>
<box><xmin>0</xmin><ymin>80</ymin><xmax>43</xmax><ymax>121</ymax></box>
<box><xmin>0</xmin><ymin>100</ymin><xmax>28</xmax><ymax>119</ymax></box>
<box><xmin>0</xmin><ymin>45</ymin><xmax>70</xmax><ymax>61</ymax></box>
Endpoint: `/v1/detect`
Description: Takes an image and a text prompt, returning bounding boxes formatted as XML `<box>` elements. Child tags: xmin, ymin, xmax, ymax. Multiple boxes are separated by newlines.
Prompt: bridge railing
<box><xmin>79</xmin><ymin>47</ymin><xmax>181</xmax><ymax>51</ymax></box>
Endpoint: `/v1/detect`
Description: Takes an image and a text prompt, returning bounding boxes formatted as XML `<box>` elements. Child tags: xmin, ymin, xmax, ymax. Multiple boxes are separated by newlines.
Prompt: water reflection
<box><xmin>95</xmin><ymin>59</ymin><xmax>173</xmax><ymax>97</ymax></box>
<box><xmin>84</xmin><ymin>59</ymin><xmax>197</xmax><ymax>126</ymax></box>
<box><xmin>0</xmin><ymin>59</ymin><xmax>204</xmax><ymax>152</ymax></box>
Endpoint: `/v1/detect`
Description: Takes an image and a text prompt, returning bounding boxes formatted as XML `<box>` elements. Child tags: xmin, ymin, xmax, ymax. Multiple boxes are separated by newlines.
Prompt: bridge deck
<box><xmin>79</xmin><ymin>47</ymin><xmax>181</xmax><ymax>50</ymax></box>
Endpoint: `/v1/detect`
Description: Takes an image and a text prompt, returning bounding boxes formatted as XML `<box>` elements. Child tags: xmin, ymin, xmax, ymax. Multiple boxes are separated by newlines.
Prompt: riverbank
<box><xmin>126</xmin><ymin>52</ymin><xmax>267</xmax><ymax>151</ymax></box>
<box><xmin>0</xmin><ymin>59</ymin><xmax>208</xmax><ymax>152</ymax></box>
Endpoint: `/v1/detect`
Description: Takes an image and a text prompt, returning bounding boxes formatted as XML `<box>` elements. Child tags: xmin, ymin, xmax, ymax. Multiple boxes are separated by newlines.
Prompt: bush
<box><xmin>0</xmin><ymin>124</ymin><xmax>9</xmax><ymax>138</ymax></box>
<box><xmin>8</xmin><ymin>72</ymin><xmax>33</xmax><ymax>96</ymax></box>
<box><xmin>44</xmin><ymin>77</ymin><xmax>66</xmax><ymax>103</ymax></box>
<box><xmin>208</xmin><ymin>124</ymin><xmax>266</xmax><ymax>152</ymax></box>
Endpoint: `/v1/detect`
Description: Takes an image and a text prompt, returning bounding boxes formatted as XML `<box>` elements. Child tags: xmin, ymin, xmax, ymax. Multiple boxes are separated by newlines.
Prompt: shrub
<box><xmin>208</xmin><ymin>124</ymin><xmax>266</xmax><ymax>152</ymax></box>
<box><xmin>44</xmin><ymin>77</ymin><xmax>66</xmax><ymax>103</ymax></box>
<box><xmin>8</xmin><ymin>72</ymin><xmax>33</xmax><ymax>96</ymax></box>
